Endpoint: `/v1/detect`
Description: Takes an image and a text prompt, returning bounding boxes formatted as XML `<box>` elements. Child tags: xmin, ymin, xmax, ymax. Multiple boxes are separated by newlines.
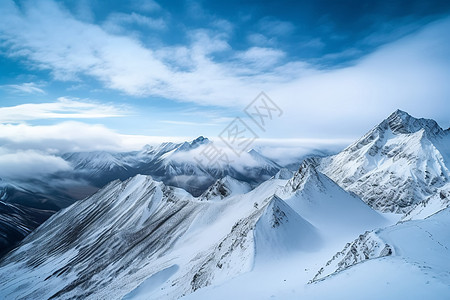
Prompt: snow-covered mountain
<box><xmin>280</xmin><ymin>158</ymin><xmax>386</xmax><ymax>237</ymax></box>
<box><xmin>63</xmin><ymin>136</ymin><xmax>281</xmax><ymax>196</ymax></box>
<box><xmin>0</xmin><ymin>137</ymin><xmax>280</xmax><ymax>259</ymax></box>
<box><xmin>0</xmin><ymin>160</ymin><xmax>385</xmax><ymax>299</ymax></box>
<box><xmin>1</xmin><ymin>110</ymin><xmax>449</xmax><ymax>299</ymax></box>
<box><xmin>319</xmin><ymin>109</ymin><xmax>450</xmax><ymax>213</ymax></box>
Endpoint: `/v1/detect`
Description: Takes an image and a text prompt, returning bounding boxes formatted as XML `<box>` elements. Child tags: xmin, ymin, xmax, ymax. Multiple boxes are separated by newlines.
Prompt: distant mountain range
<box><xmin>0</xmin><ymin>109</ymin><xmax>449</xmax><ymax>299</ymax></box>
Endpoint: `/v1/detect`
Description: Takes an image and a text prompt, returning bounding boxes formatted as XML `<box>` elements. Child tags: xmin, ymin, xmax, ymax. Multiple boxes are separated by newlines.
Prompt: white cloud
<box><xmin>0</xmin><ymin>98</ymin><xmax>127</xmax><ymax>123</ymax></box>
<box><xmin>0</xmin><ymin>0</ymin><xmax>306</xmax><ymax>107</ymax></box>
<box><xmin>3</xmin><ymin>82</ymin><xmax>45</xmax><ymax>94</ymax></box>
<box><xmin>0</xmin><ymin>1</ymin><xmax>449</xmax><ymax>138</ymax></box>
<box><xmin>235</xmin><ymin>47</ymin><xmax>286</xmax><ymax>69</ymax></box>
<box><xmin>265</xmin><ymin>17</ymin><xmax>450</xmax><ymax>138</ymax></box>
<box><xmin>103</xmin><ymin>12</ymin><xmax>166</xmax><ymax>34</ymax></box>
<box><xmin>258</xmin><ymin>17</ymin><xmax>295</xmax><ymax>36</ymax></box>
<box><xmin>0</xmin><ymin>149</ymin><xmax>71</xmax><ymax>180</ymax></box>
<box><xmin>0</xmin><ymin>121</ymin><xmax>191</xmax><ymax>153</ymax></box>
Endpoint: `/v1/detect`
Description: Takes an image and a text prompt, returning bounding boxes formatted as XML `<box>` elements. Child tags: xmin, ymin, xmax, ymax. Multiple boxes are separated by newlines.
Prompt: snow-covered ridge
<box><xmin>310</xmin><ymin>230</ymin><xmax>393</xmax><ymax>282</ymax></box>
<box><xmin>386</xmin><ymin>109</ymin><xmax>444</xmax><ymax>136</ymax></box>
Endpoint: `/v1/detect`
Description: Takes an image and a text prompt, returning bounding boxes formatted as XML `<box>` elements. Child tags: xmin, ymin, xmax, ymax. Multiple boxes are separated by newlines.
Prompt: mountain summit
<box><xmin>385</xmin><ymin>109</ymin><xmax>445</xmax><ymax>136</ymax></box>
<box><xmin>319</xmin><ymin>110</ymin><xmax>450</xmax><ymax>212</ymax></box>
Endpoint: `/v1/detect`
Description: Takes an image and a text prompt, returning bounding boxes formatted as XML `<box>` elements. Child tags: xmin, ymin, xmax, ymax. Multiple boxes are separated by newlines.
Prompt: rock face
<box><xmin>319</xmin><ymin>110</ymin><xmax>450</xmax><ymax>213</ymax></box>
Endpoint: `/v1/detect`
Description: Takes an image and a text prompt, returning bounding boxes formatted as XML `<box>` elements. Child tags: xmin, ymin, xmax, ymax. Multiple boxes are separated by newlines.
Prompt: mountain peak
<box><xmin>391</xmin><ymin>108</ymin><xmax>409</xmax><ymax>118</ymax></box>
<box><xmin>385</xmin><ymin>109</ymin><xmax>443</xmax><ymax>136</ymax></box>
<box><xmin>286</xmin><ymin>158</ymin><xmax>322</xmax><ymax>192</ymax></box>
<box><xmin>192</xmin><ymin>136</ymin><xmax>209</xmax><ymax>144</ymax></box>
<box><xmin>176</xmin><ymin>136</ymin><xmax>210</xmax><ymax>152</ymax></box>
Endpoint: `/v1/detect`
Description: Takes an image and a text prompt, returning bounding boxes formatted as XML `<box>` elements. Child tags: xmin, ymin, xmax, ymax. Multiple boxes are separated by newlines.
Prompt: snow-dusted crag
<box><xmin>198</xmin><ymin>176</ymin><xmax>251</xmax><ymax>201</ymax></box>
<box><xmin>319</xmin><ymin>110</ymin><xmax>450</xmax><ymax>212</ymax></box>
<box><xmin>310</xmin><ymin>230</ymin><xmax>393</xmax><ymax>282</ymax></box>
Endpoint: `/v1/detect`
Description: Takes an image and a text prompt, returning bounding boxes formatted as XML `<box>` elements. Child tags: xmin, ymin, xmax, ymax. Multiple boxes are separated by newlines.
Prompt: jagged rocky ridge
<box><xmin>310</xmin><ymin>230</ymin><xmax>393</xmax><ymax>282</ymax></box>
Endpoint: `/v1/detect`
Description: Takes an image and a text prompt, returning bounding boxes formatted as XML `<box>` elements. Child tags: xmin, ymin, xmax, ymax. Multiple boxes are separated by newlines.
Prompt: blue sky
<box><xmin>0</xmin><ymin>0</ymin><xmax>449</xmax><ymax>154</ymax></box>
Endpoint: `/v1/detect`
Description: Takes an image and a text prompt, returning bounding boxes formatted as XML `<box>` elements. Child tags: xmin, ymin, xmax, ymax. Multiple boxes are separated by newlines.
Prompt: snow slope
<box><xmin>308</xmin><ymin>207</ymin><xmax>450</xmax><ymax>299</ymax></box>
<box><xmin>280</xmin><ymin>159</ymin><xmax>386</xmax><ymax>238</ymax></box>
<box><xmin>182</xmin><ymin>207</ymin><xmax>450</xmax><ymax>300</ymax></box>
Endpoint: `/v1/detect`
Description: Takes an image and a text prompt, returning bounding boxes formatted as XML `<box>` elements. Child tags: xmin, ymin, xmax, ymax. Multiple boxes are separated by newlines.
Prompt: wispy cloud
<box><xmin>160</xmin><ymin>120</ymin><xmax>218</xmax><ymax>127</ymax></box>
<box><xmin>0</xmin><ymin>0</ymin><xmax>304</xmax><ymax>106</ymax></box>
<box><xmin>0</xmin><ymin>148</ymin><xmax>71</xmax><ymax>180</ymax></box>
<box><xmin>103</xmin><ymin>12</ymin><xmax>166</xmax><ymax>34</ymax></box>
<box><xmin>0</xmin><ymin>0</ymin><xmax>449</xmax><ymax>137</ymax></box>
<box><xmin>0</xmin><ymin>98</ymin><xmax>127</xmax><ymax>123</ymax></box>
<box><xmin>258</xmin><ymin>17</ymin><xmax>295</xmax><ymax>36</ymax></box>
<box><xmin>3</xmin><ymin>82</ymin><xmax>45</xmax><ymax>94</ymax></box>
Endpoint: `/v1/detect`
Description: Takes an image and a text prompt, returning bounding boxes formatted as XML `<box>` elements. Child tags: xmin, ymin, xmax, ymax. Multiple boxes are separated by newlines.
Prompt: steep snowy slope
<box><xmin>319</xmin><ymin>110</ymin><xmax>450</xmax><ymax>213</ymax></box>
<box><xmin>280</xmin><ymin>159</ymin><xmax>386</xmax><ymax>237</ymax></box>
<box><xmin>182</xmin><ymin>208</ymin><xmax>450</xmax><ymax>300</ymax></box>
<box><xmin>310</xmin><ymin>207</ymin><xmax>450</xmax><ymax>298</ymax></box>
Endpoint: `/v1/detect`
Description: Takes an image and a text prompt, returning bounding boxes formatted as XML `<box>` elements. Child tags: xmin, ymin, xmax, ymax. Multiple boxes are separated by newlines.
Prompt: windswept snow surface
<box><xmin>183</xmin><ymin>208</ymin><xmax>450</xmax><ymax>300</ymax></box>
